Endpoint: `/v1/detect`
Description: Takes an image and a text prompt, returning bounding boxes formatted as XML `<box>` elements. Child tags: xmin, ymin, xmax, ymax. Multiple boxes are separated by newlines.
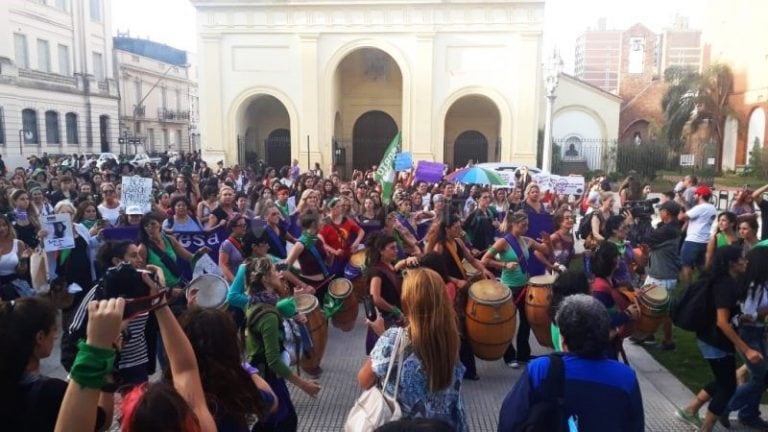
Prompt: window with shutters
<box><xmin>37</xmin><ymin>39</ymin><xmax>51</xmax><ymax>72</ymax></box>
<box><xmin>45</xmin><ymin>111</ymin><xmax>60</xmax><ymax>144</ymax></box>
<box><xmin>58</xmin><ymin>44</ymin><xmax>70</xmax><ymax>76</ymax></box>
<box><xmin>66</xmin><ymin>113</ymin><xmax>78</xmax><ymax>144</ymax></box>
<box><xmin>14</xmin><ymin>34</ymin><xmax>28</xmax><ymax>69</ymax></box>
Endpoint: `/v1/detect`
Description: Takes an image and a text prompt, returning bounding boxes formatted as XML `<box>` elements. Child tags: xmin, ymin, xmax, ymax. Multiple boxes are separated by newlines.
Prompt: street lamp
<box><xmin>542</xmin><ymin>50</ymin><xmax>563</xmax><ymax>173</ymax></box>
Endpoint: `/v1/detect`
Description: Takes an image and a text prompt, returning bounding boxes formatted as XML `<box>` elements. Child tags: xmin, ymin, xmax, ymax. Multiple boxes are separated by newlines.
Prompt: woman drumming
<box><xmin>705</xmin><ymin>211</ymin><xmax>737</xmax><ymax>269</ymax></box>
<box><xmin>363</xmin><ymin>232</ymin><xmax>419</xmax><ymax>354</ymax></box>
<box><xmin>319</xmin><ymin>197</ymin><xmax>365</xmax><ymax>276</ymax></box>
<box><xmin>602</xmin><ymin>215</ymin><xmax>638</xmax><ymax>288</ymax></box>
<box><xmin>245</xmin><ymin>257</ymin><xmax>321</xmax><ymax>431</ymax></box>
<box><xmin>481</xmin><ymin>211</ymin><xmax>550</xmax><ymax>368</ymax></box>
<box><xmin>425</xmin><ymin>213</ymin><xmax>494</xmax><ymax>285</ymax></box>
<box><xmin>535</xmin><ymin>208</ymin><xmax>575</xmax><ymax>274</ymax></box>
<box><xmin>286</xmin><ymin>210</ymin><xmax>333</xmax><ymax>300</ymax></box>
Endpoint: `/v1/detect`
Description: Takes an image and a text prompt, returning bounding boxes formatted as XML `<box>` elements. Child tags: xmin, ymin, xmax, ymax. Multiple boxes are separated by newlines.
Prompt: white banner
<box><xmin>533</xmin><ymin>174</ymin><xmax>585</xmax><ymax>195</ymax></box>
<box><xmin>121</xmin><ymin>176</ymin><xmax>153</xmax><ymax>213</ymax></box>
<box><xmin>42</xmin><ymin>213</ymin><xmax>74</xmax><ymax>252</ymax></box>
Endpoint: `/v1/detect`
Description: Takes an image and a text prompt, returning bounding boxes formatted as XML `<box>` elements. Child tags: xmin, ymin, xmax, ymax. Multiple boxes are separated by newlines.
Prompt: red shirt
<box><xmin>320</xmin><ymin>217</ymin><xmax>361</xmax><ymax>256</ymax></box>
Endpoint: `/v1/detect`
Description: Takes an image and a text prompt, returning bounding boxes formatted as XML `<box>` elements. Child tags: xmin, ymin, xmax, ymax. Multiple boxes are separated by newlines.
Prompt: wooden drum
<box><xmin>525</xmin><ymin>274</ymin><xmax>557</xmax><ymax>348</ymax></box>
<box><xmin>631</xmin><ymin>284</ymin><xmax>670</xmax><ymax>339</ymax></box>
<box><xmin>344</xmin><ymin>251</ymin><xmax>368</xmax><ymax>301</ymax></box>
<box><xmin>296</xmin><ymin>294</ymin><xmax>327</xmax><ymax>375</ymax></box>
<box><xmin>465</xmin><ymin>279</ymin><xmax>516</xmax><ymax>360</ymax></box>
<box><xmin>328</xmin><ymin>278</ymin><xmax>358</xmax><ymax>332</ymax></box>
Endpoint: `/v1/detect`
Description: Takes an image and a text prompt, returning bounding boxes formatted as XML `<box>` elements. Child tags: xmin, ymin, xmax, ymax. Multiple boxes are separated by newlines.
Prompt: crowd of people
<box><xmin>0</xmin><ymin>151</ymin><xmax>766</xmax><ymax>431</ymax></box>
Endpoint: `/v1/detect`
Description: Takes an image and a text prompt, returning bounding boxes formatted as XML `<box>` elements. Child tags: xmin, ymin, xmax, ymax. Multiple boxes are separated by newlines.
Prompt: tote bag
<box><xmin>344</xmin><ymin>328</ymin><xmax>405</xmax><ymax>431</ymax></box>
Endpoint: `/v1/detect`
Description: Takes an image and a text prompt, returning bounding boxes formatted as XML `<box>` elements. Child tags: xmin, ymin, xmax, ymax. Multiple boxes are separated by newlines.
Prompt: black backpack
<box><xmin>576</xmin><ymin>212</ymin><xmax>597</xmax><ymax>240</ymax></box>
<box><xmin>514</xmin><ymin>354</ymin><xmax>567</xmax><ymax>432</ymax></box>
<box><xmin>670</xmin><ymin>279</ymin><xmax>712</xmax><ymax>332</ymax></box>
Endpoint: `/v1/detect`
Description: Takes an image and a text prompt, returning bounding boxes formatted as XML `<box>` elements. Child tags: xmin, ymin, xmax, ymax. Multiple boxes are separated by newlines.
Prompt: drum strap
<box><xmin>265</xmin><ymin>226</ymin><xmax>287</xmax><ymax>258</ymax></box>
<box><xmin>444</xmin><ymin>240</ymin><xmax>467</xmax><ymax>280</ymax></box>
<box><xmin>373</xmin><ymin>263</ymin><xmax>402</xmax><ymax>297</ymax></box>
<box><xmin>504</xmin><ymin>234</ymin><xmax>529</xmax><ymax>276</ymax></box>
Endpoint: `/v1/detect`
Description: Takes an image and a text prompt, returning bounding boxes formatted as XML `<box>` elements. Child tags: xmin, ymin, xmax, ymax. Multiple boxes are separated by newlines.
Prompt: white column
<box><xmin>542</xmin><ymin>94</ymin><xmax>555</xmax><ymax>172</ymax></box>
<box><xmin>198</xmin><ymin>34</ymin><xmax>225</xmax><ymax>164</ymax></box>
<box><xmin>299</xmin><ymin>34</ymin><xmax>320</xmax><ymax>172</ymax></box>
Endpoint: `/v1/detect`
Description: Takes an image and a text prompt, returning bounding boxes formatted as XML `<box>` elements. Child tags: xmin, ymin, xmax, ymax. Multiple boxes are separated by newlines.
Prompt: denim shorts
<box><xmin>697</xmin><ymin>338</ymin><xmax>731</xmax><ymax>360</ymax></box>
<box><xmin>681</xmin><ymin>241</ymin><xmax>707</xmax><ymax>267</ymax></box>
<box><xmin>644</xmin><ymin>275</ymin><xmax>678</xmax><ymax>291</ymax></box>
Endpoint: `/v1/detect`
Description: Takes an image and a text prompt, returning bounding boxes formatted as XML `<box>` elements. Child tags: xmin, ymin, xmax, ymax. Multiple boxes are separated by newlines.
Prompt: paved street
<box><xmin>42</xmin><ymin>303</ymin><xmax>762</xmax><ymax>431</ymax></box>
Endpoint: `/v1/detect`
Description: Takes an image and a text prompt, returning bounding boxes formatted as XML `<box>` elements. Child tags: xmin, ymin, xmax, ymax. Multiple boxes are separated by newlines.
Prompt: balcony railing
<box><xmin>158</xmin><ymin>108</ymin><xmax>190</xmax><ymax>121</ymax></box>
<box><xmin>133</xmin><ymin>105</ymin><xmax>146</xmax><ymax>118</ymax></box>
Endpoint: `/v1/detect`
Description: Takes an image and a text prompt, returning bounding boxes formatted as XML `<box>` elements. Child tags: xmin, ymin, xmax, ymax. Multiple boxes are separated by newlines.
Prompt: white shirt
<box><xmin>741</xmin><ymin>284</ymin><xmax>768</xmax><ymax>325</ymax></box>
<box><xmin>685</xmin><ymin>202</ymin><xmax>717</xmax><ymax>243</ymax></box>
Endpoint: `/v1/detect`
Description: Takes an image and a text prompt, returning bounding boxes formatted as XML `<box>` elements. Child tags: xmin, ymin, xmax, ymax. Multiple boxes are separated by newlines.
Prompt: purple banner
<box><xmin>414</xmin><ymin>161</ymin><xmax>446</xmax><ymax>184</ymax></box>
<box><xmin>524</xmin><ymin>211</ymin><xmax>554</xmax><ymax>277</ymax></box>
<box><xmin>102</xmin><ymin>226</ymin><xmax>230</xmax><ymax>281</ymax></box>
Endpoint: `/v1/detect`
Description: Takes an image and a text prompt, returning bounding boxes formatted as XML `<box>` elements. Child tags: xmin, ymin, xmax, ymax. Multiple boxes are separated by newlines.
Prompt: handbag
<box><xmin>29</xmin><ymin>248</ymin><xmax>50</xmax><ymax>294</ymax></box>
<box><xmin>344</xmin><ymin>328</ymin><xmax>405</xmax><ymax>431</ymax></box>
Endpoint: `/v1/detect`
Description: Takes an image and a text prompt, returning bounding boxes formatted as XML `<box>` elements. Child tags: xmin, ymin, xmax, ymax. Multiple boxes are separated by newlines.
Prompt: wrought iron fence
<box><xmin>548</xmin><ymin>138</ymin><xmax>674</xmax><ymax>179</ymax></box>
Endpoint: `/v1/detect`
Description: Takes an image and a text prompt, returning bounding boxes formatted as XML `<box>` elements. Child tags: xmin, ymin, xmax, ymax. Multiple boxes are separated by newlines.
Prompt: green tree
<box><xmin>661</xmin><ymin>63</ymin><xmax>735</xmax><ymax>170</ymax></box>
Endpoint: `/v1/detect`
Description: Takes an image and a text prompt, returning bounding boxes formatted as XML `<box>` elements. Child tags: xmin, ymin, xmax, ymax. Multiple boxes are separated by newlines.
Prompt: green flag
<box><xmin>374</xmin><ymin>132</ymin><xmax>401</xmax><ymax>206</ymax></box>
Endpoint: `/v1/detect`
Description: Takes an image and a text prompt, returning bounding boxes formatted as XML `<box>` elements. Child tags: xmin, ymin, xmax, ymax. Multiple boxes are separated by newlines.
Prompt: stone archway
<box><xmin>352</xmin><ymin>110</ymin><xmax>398</xmax><ymax>171</ymax></box>
<box><xmin>453</xmin><ymin>130</ymin><xmax>488</xmax><ymax>168</ymax></box>
<box><xmin>748</xmin><ymin>107</ymin><xmax>766</xmax><ymax>149</ymax></box>
<box><xmin>235</xmin><ymin>94</ymin><xmax>290</xmax><ymax>167</ymax></box>
<box><xmin>331</xmin><ymin>47</ymin><xmax>403</xmax><ymax>174</ymax></box>
<box><xmin>444</xmin><ymin>95</ymin><xmax>500</xmax><ymax>169</ymax></box>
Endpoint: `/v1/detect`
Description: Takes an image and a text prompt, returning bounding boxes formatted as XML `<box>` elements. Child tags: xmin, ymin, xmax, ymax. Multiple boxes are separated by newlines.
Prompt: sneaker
<box><xmin>675</xmin><ymin>408</ymin><xmax>702</xmax><ymax>428</ymax></box>
<box><xmin>506</xmin><ymin>361</ymin><xmax>520</xmax><ymax>369</ymax></box>
<box><xmin>740</xmin><ymin>417</ymin><xmax>768</xmax><ymax>430</ymax></box>
<box><xmin>660</xmin><ymin>341</ymin><xmax>677</xmax><ymax>351</ymax></box>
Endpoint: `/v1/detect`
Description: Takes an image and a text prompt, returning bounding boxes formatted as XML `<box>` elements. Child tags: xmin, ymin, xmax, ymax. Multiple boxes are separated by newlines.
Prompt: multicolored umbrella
<box><xmin>445</xmin><ymin>166</ymin><xmax>507</xmax><ymax>185</ymax></box>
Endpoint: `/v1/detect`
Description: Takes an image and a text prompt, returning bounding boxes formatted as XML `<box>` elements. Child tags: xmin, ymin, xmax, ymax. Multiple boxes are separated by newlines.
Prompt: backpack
<box><xmin>576</xmin><ymin>212</ymin><xmax>598</xmax><ymax>240</ymax></box>
<box><xmin>670</xmin><ymin>279</ymin><xmax>712</xmax><ymax>332</ymax></box>
<box><xmin>514</xmin><ymin>354</ymin><xmax>568</xmax><ymax>432</ymax></box>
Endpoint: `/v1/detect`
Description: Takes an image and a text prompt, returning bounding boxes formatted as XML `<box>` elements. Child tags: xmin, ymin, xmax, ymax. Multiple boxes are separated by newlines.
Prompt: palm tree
<box><xmin>661</xmin><ymin>63</ymin><xmax>735</xmax><ymax>170</ymax></box>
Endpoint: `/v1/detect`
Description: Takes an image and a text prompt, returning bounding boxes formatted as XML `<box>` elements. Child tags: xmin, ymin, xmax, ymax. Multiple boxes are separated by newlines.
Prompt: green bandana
<box><xmin>299</xmin><ymin>231</ymin><xmax>318</xmax><ymax>249</ymax></box>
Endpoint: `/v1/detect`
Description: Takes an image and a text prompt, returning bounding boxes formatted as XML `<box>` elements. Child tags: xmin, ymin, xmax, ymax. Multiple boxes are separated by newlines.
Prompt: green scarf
<box><xmin>81</xmin><ymin>219</ymin><xmax>96</xmax><ymax>229</ymax></box>
<box><xmin>276</xmin><ymin>201</ymin><xmax>290</xmax><ymax>217</ymax></box>
<box><xmin>299</xmin><ymin>231</ymin><xmax>318</xmax><ymax>249</ymax></box>
<box><xmin>610</xmin><ymin>239</ymin><xmax>626</xmax><ymax>256</ymax></box>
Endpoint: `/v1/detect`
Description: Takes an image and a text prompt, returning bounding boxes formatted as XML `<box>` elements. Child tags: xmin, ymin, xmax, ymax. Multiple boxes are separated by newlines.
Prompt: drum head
<box><xmin>295</xmin><ymin>293</ymin><xmax>319</xmax><ymax>314</ymax></box>
<box><xmin>350</xmin><ymin>251</ymin><xmax>366</xmax><ymax>267</ymax></box>
<box><xmin>186</xmin><ymin>274</ymin><xmax>228</xmax><ymax>308</ymax></box>
<box><xmin>469</xmin><ymin>280</ymin><xmax>511</xmax><ymax>303</ymax></box>
<box><xmin>329</xmin><ymin>278</ymin><xmax>352</xmax><ymax>298</ymax></box>
<box><xmin>462</xmin><ymin>259</ymin><xmax>478</xmax><ymax>276</ymax></box>
<box><xmin>529</xmin><ymin>274</ymin><xmax>557</xmax><ymax>286</ymax></box>
<box><xmin>641</xmin><ymin>284</ymin><xmax>669</xmax><ymax>303</ymax></box>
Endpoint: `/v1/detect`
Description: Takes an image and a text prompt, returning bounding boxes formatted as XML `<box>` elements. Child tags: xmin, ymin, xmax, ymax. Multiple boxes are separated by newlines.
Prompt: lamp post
<box><xmin>542</xmin><ymin>50</ymin><xmax>563</xmax><ymax>173</ymax></box>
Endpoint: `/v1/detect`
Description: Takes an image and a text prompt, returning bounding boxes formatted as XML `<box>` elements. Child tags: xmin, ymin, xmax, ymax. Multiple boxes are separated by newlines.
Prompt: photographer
<box><xmin>641</xmin><ymin>200</ymin><xmax>682</xmax><ymax>350</ymax></box>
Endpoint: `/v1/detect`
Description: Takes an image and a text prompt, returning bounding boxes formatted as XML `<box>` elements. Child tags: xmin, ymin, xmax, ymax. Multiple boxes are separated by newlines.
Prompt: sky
<box><xmin>112</xmin><ymin>0</ymin><xmax>706</xmax><ymax>72</ymax></box>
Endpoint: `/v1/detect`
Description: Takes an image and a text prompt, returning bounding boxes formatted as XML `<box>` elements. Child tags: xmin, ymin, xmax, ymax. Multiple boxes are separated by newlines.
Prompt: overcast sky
<box><xmin>112</xmin><ymin>0</ymin><xmax>705</xmax><ymax>72</ymax></box>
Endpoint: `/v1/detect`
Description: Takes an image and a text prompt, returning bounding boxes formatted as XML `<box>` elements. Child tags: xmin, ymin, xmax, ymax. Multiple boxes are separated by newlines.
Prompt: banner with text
<box><xmin>121</xmin><ymin>176</ymin><xmax>153</xmax><ymax>213</ymax></box>
<box><xmin>533</xmin><ymin>174</ymin><xmax>585</xmax><ymax>195</ymax></box>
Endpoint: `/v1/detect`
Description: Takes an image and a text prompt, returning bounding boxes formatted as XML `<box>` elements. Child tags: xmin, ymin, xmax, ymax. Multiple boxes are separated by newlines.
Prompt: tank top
<box><xmin>498</xmin><ymin>237</ymin><xmax>529</xmax><ymax>288</ymax></box>
<box><xmin>0</xmin><ymin>240</ymin><xmax>19</xmax><ymax>276</ymax></box>
<box><xmin>716</xmin><ymin>232</ymin><xmax>731</xmax><ymax>248</ymax></box>
<box><xmin>147</xmin><ymin>235</ymin><xmax>181</xmax><ymax>288</ymax></box>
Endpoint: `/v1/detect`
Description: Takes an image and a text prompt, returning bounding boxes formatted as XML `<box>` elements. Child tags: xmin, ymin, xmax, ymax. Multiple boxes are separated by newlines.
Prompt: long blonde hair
<box><xmin>401</xmin><ymin>268</ymin><xmax>459</xmax><ymax>391</ymax></box>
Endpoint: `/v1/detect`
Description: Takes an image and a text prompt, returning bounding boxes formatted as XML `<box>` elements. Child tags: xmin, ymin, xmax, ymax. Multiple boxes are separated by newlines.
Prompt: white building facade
<box><xmin>114</xmin><ymin>36</ymin><xmax>198</xmax><ymax>155</ymax></box>
<box><xmin>192</xmin><ymin>0</ymin><xmax>545</xmax><ymax>175</ymax></box>
<box><xmin>0</xmin><ymin>0</ymin><xmax>119</xmax><ymax>168</ymax></box>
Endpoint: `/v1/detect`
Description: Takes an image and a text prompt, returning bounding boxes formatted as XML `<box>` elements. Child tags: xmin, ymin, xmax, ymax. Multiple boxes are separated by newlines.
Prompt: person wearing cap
<box><xmin>679</xmin><ymin>185</ymin><xmax>717</xmax><ymax>285</ymax></box>
<box><xmin>642</xmin><ymin>200</ymin><xmax>683</xmax><ymax>349</ymax></box>
<box><xmin>118</xmin><ymin>205</ymin><xmax>144</xmax><ymax>227</ymax></box>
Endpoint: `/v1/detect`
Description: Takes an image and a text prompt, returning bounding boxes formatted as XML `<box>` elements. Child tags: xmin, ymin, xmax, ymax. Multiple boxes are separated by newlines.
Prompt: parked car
<box><xmin>95</xmin><ymin>153</ymin><xmax>119</xmax><ymax>170</ymax></box>
<box><xmin>475</xmin><ymin>162</ymin><xmax>544</xmax><ymax>188</ymax></box>
<box><xmin>130</xmin><ymin>153</ymin><xmax>161</xmax><ymax>168</ymax></box>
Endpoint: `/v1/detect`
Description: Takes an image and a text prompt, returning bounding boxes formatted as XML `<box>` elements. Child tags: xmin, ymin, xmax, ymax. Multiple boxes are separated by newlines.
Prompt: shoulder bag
<box><xmin>344</xmin><ymin>328</ymin><xmax>405</xmax><ymax>431</ymax></box>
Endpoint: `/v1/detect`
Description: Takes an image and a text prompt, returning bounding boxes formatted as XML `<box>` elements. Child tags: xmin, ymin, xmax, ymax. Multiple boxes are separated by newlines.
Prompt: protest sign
<box><xmin>533</xmin><ymin>174</ymin><xmax>585</xmax><ymax>195</ymax></box>
<box><xmin>394</xmin><ymin>152</ymin><xmax>413</xmax><ymax>171</ymax></box>
<box><xmin>42</xmin><ymin>213</ymin><xmax>74</xmax><ymax>252</ymax></box>
<box><xmin>413</xmin><ymin>161</ymin><xmax>445</xmax><ymax>183</ymax></box>
<box><xmin>121</xmin><ymin>176</ymin><xmax>153</xmax><ymax>213</ymax></box>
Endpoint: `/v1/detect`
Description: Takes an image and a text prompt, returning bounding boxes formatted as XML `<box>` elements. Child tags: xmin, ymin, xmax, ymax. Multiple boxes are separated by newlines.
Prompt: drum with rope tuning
<box><xmin>525</xmin><ymin>274</ymin><xmax>557</xmax><ymax>348</ymax></box>
<box><xmin>328</xmin><ymin>278</ymin><xmax>358</xmax><ymax>332</ymax></box>
<box><xmin>296</xmin><ymin>293</ymin><xmax>327</xmax><ymax>375</ymax></box>
<box><xmin>465</xmin><ymin>279</ymin><xmax>516</xmax><ymax>360</ymax></box>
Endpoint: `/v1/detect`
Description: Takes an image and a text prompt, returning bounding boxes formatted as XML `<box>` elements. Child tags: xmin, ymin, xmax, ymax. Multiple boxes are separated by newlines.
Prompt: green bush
<box><xmin>749</xmin><ymin>138</ymin><xmax>768</xmax><ymax>178</ymax></box>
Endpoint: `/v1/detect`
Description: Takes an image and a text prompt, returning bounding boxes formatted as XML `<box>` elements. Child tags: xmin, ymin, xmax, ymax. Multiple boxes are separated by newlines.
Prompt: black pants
<box><xmin>703</xmin><ymin>355</ymin><xmax>737</xmax><ymax>416</ymax></box>
<box><xmin>504</xmin><ymin>286</ymin><xmax>531</xmax><ymax>363</ymax></box>
<box><xmin>460</xmin><ymin>337</ymin><xmax>477</xmax><ymax>377</ymax></box>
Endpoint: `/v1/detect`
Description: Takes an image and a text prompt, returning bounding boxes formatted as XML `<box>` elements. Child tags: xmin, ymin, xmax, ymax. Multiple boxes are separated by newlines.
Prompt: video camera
<box><xmin>622</xmin><ymin>197</ymin><xmax>659</xmax><ymax>220</ymax></box>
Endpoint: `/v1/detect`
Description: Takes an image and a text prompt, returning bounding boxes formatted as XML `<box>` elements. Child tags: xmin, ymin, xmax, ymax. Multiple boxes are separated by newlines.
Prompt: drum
<box><xmin>525</xmin><ymin>274</ymin><xmax>556</xmax><ymax>348</ymax></box>
<box><xmin>328</xmin><ymin>278</ymin><xmax>358</xmax><ymax>332</ymax></box>
<box><xmin>186</xmin><ymin>274</ymin><xmax>228</xmax><ymax>309</ymax></box>
<box><xmin>462</xmin><ymin>259</ymin><xmax>478</xmax><ymax>278</ymax></box>
<box><xmin>633</xmin><ymin>284</ymin><xmax>670</xmax><ymax>339</ymax></box>
<box><xmin>344</xmin><ymin>250</ymin><xmax>368</xmax><ymax>301</ymax></box>
<box><xmin>465</xmin><ymin>279</ymin><xmax>516</xmax><ymax>360</ymax></box>
<box><xmin>296</xmin><ymin>294</ymin><xmax>328</xmax><ymax>375</ymax></box>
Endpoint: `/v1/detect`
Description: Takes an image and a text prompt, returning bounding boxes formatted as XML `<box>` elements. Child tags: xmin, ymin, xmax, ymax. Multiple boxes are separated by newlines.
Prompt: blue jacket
<box><xmin>498</xmin><ymin>354</ymin><xmax>644</xmax><ymax>432</ymax></box>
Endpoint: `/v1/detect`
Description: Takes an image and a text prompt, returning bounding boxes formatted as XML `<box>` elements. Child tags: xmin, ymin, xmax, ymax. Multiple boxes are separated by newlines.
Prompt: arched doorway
<box><xmin>453</xmin><ymin>131</ymin><xmax>488</xmax><ymax>168</ymax></box>
<box><xmin>266</xmin><ymin>128</ymin><xmax>290</xmax><ymax>169</ymax></box>
<box><xmin>444</xmin><ymin>95</ymin><xmax>500</xmax><ymax>169</ymax></box>
<box><xmin>353</xmin><ymin>110</ymin><xmax>398</xmax><ymax>171</ymax></box>
<box><xmin>748</xmin><ymin>107</ymin><xmax>766</xmax><ymax>149</ymax></box>
<box><xmin>622</xmin><ymin>119</ymin><xmax>650</xmax><ymax>144</ymax></box>
<box><xmin>332</xmin><ymin>47</ymin><xmax>403</xmax><ymax>175</ymax></box>
<box><xmin>235</xmin><ymin>94</ymin><xmax>290</xmax><ymax>167</ymax></box>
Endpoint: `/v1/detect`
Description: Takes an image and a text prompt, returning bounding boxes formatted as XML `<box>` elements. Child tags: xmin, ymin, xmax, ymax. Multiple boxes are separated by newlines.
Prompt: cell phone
<box><xmin>362</xmin><ymin>295</ymin><xmax>377</xmax><ymax>322</ymax></box>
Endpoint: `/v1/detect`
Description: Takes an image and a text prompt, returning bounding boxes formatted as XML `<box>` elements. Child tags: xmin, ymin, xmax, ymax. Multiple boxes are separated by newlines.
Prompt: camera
<box><xmin>622</xmin><ymin>198</ymin><xmax>659</xmax><ymax>220</ymax></box>
<box><xmin>99</xmin><ymin>262</ymin><xmax>152</xmax><ymax>299</ymax></box>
